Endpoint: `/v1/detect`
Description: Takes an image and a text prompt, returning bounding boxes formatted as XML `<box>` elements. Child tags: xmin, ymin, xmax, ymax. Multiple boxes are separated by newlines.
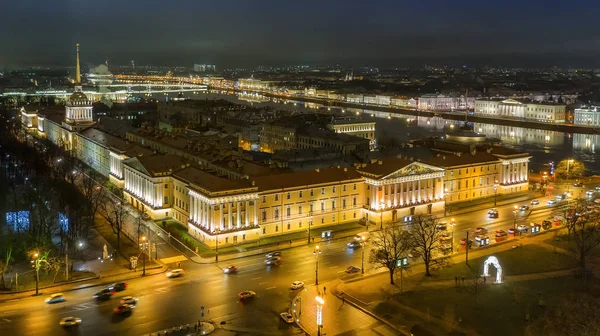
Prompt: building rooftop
<box><xmin>124</xmin><ymin>154</ymin><xmax>189</xmax><ymax>177</ymax></box>
<box><xmin>174</xmin><ymin>166</ymin><xmax>253</xmax><ymax>193</ymax></box>
<box><xmin>252</xmin><ymin>167</ymin><xmax>362</xmax><ymax>192</ymax></box>
<box><xmin>355</xmin><ymin>156</ymin><xmax>415</xmax><ymax>178</ymax></box>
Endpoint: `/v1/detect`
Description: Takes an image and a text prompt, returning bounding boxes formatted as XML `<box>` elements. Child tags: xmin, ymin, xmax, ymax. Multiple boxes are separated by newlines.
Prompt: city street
<box><xmin>0</xmin><ymin>187</ymin><xmax>586</xmax><ymax>336</ymax></box>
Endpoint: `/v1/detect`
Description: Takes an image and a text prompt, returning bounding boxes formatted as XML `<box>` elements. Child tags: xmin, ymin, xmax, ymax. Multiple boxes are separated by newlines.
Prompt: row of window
<box><xmin>263</xmin><ymin>184</ymin><xmax>358</xmax><ymax>203</ymax></box>
<box><xmin>261</xmin><ymin>198</ymin><xmax>358</xmax><ymax>221</ymax></box>
<box><xmin>261</xmin><ymin>211</ymin><xmax>358</xmax><ymax>234</ymax></box>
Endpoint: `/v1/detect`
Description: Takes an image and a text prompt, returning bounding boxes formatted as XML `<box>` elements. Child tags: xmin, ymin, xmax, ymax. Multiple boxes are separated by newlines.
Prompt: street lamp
<box><xmin>379</xmin><ymin>201</ymin><xmax>385</xmax><ymax>230</ymax></box>
<box><xmin>30</xmin><ymin>251</ymin><xmax>41</xmax><ymax>295</ymax></box>
<box><xmin>215</xmin><ymin>228</ymin><xmax>220</xmax><ymax>262</ymax></box>
<box><xmin>493</xmin><ymin>180</ymin><xmax>499</xmax><ymax>206</ymax></box>
<box><xmin>513</xmin><ymin>205</ymin><xmax>519</xmax><ymax>231</ymax></box>
<box><xmin>316</xmin><ymin>296</ymin><xmax>324</xmax><ymax>336</ymax></box>
<box><xmin>313</xmin><ymin>245</ymin><xmax>321</xmax><ymax>285</ymax></box>
<box><xmin>139</xmin><ymin>236</ymin><xmax>147</xmax><ymax>276</ymax></box>
<box><xmin>360</xmin><ymin>239</ymin><xmax>366</xmax><ymax>275</ymax></box>
<box><xmin>567</xmin><ymin>159</ymin><xmax>574</xmax><ymax>192</ymax></box>
<box><xmin>444</xmin><ymin>188</ymin><xmax>448</xmax><ymax>217</ymax></box>
<box><xmin>307</xmin><ymin>210</ymin><xmax>313</xmax><ymax>245</ymax></box>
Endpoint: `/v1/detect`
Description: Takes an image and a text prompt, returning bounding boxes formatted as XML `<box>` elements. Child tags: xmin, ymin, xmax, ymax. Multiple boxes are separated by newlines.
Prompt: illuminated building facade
<box><xmin>474</xmin><ymin>99</ymin><xmax>566</xmax><ymax>123</ymax></box>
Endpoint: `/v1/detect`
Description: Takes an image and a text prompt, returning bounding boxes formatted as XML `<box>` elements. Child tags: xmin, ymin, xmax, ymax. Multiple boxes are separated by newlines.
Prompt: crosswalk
<box><xmin>159</xmin><ymin>255</ymin><xmax>188</xmax><ymax>264</ymax></box>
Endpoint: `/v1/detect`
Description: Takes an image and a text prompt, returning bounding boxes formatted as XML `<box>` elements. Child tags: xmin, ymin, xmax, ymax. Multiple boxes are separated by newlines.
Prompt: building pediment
<box><xmin>383</xmin><ymin>162</ymin><xmax>444</xmax><ymax>179</ymax></box>
<box><xmin>500</xmin><ymin>99</ymin><xmax>523</xmax><ymax>105</ymax></box>
<box><xmin>123</xmin><ymin>157</ymin><xmax>151</xmax><ymax>176</ymax></box>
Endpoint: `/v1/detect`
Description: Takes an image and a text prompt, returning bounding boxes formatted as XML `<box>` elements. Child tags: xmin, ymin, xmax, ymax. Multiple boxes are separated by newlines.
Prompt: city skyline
<box><xmin>2</xmin><ymin>0</ymin><xmax>600</xmax><ymax>68</ymax></box>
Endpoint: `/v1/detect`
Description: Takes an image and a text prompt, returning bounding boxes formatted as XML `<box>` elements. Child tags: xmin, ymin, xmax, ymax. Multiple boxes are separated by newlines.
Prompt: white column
<box><xmin>412</xmin><ymin>181</ymin><xmax>417</xmax><ymax>203</ymax></box>
<box><xmin>245</xmin><ymin>200</ymin><xmax>250</xmax><ymax>226</ymax></box>
<box><xmin>227</xmin><ymin>202</ymin><xmax>232</xmax><ymax>229</ymax></box>
<box><xmin>254</xmin><ymin>201</ymin><xmax>258</xmax><ymax>225</ymax></box>
<box><xmin>386</xmin><ymin>184</ymin><xmax>392</xmax><ymax>207</ymax></box>
<box><xmin>190</xmin><ymin>197</ymin><xmax>195</xmax><ymax>222</ymax></box>
<box><xmin>236</xmin><ymin>201</ymin><xmax>241</xmax><ymax>228</ymax></box>
<box><xmin>200</xmin><ymin>201</ymin><xmax>205</xmax><ymax>226</ymax></box>
<box><xmin>219</xmin><ymin>204</ymin><xmax>223</xmax><ymax>230</ymax></box>
<box><xmin>393</xmin><ymin>183</ymin><xmax>398</xmax><ymax>207</ymax></box>
<box><xmin>375</xmin><ymin>185</ymin><xmax>379</xmax><ymax>208</ymax></box>
<box><xmin>370</xmin><ymin>185</ymin><xmax>375</xmax><ymax>208</ymax></box>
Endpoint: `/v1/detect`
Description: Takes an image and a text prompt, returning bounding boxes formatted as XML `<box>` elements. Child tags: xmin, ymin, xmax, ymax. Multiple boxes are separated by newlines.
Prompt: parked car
<box><xmin>265</xmin><ymin>251</ymin><xmax>282</xmax><ymax>258</ymax></box>
<box><xmin>280</xmin><ymin>312</ymin><xmax>295</xmax><ymax>324</ymax></box>
<box><xmin>440</xmin><ymin>242</ymin><xmax>452</xmax><ymax>250</ymax></box>
<box><xmin>290</xmin><ymin>281</ymin><xmax>304</xmax><ymax>290</ymax></box>
<box><xmin>439</xmin><ymin>234</ymin><xmax>451</xmax><ymax>241</ymax></box>
<box><xmin>460</xmin><ymin>238</ymin><xmax>473</xmax><ymax>245</ymax></box>
<box><xmin>93</xmin><ymin>289</ymin><xmax>114</xmax><ymax>301</ymax></box>
<box><xmin>508</xmin><ymin>228</ymin><xmax>516</xmax><ymax>234</ymax></box>
<box><xmin>45</xmin><ymin>293</ymin><xmax>66</xmax><ymax>304</ymax></box>
<box><xmin>345</xmin><ymin>266</ymin><xmax>361</xmax><ymax>273</ymax></box>
<box><xmin>59</xmin><ymin>317</ymin><xmax>81</xmax><ymax>327</ymax></box>
<box><xmin>223</xmin><ymin>266</ymin><xmax>237</xmax><ymax>274</ymax></box>
<box><xmin>238</xmin><ymin>290</ymin><xmax>256</xmax><ymax>300</ymax></box>
<box><xmin>517</xmin><ymin>224</ymin><xmax>529</xmax><ymax>232</ymax></box>
<box><xmin>109</xmin><ymin>282</ymin><xmax>127</xmax><ymax>292</ymax></box>
<box><xmin>113</xmin><ymin>304</ymin><xmax>134</xmax><ymax>315</ymax></box>
<box><xmin>531</xmin><ymin>199</ymin><xmax>540</xmax><ymax>205</ymax></box>
<box><xmin>166</xmin><ymin>269</ymin><xmax>184</xmax><ymax>278</ymax></box>
<box><xmin>495</xmin><ymin>230</ymin><xmax>507</xmax><ymax>237</ymax></box>
<box><xmin>542</xmin><ymin>220</ymin><xmax>552</xmax><ymax>230</ymax></box>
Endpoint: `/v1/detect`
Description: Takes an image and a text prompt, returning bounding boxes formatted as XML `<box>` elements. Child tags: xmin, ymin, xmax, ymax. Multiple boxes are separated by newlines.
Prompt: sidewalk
<box><xmin>296</xmin><ymin>283</ymin><xmax>403</xmax><ymax>336</ymax></box>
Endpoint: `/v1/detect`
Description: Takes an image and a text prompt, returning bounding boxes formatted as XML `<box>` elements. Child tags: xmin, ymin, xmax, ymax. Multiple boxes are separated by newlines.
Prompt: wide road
<box><xmin>1</xmin><ymin>186</ymin><xmax>593</xmax><ymax>336</ymax></box>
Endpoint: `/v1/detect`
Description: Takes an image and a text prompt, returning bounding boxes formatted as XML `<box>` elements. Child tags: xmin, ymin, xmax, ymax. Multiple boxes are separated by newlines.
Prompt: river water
<box><xmin>145</xmin><ymin>90</ymin><xmax>600</xmax><ymax>174</ymax></box>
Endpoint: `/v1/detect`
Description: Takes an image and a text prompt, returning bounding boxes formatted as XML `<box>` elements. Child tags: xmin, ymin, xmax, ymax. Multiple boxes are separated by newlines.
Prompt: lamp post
<box><xmin>307</xmin><ymin>211</ymin><xmax>313</xmax><ymax>245</ymax></box>
<box><xmin>139</xmin><ymin>235</ymin><xmax>147</xmax><ymax>276</ymax></box>
<box><xmin>493</xmin><ymin>180</ymin><xmax>499</xmax><ymax>206</ymax></box>
<box><xmin>444</xmin><ymin>188</ymin><xmax>448</xmax><ymax>217</ymax></box>
<box><xmin>379</xmin><ymin>201</ymin><xmax>385</xmax><ymax>230</ymax></box>
<box><xmin>450</xmin><ymin>218</ymin><xmax>455</xmax><ymax>251</ymax></box>
<box><xmin>30</xmin><ymin>252</ymin><xmax>42</xmax><ymax>296</ymax></box>
<box><xmin>313</xmin><ymin>245</ymin><xmax>321</xmax><ymax>285</ymax></box>
<box><xmin>360</xmin><ymin>240</ymin><xmax>366</xmax><ymax>275</ymax></box>
<box><xmin>567</xmin><ymin>159</ymin><xmax>574</xmax><ymax>192</ymax></box>
<box><xmin>513</xmin><ymin>205</ymin><xmax>519</xmax><ymax>231</ymax></box>
<box><xmin>215</xmin><ymin>228</ymin><xmax>220</xmax><ymax>262</ymax></box>
<box><xmin>316</xmin><ymin>296</ymin><xmax>324</xmax><ymax>336</ymax></box>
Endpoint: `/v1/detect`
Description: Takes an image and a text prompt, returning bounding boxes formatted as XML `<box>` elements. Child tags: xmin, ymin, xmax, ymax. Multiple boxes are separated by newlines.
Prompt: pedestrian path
<box><xmin>160</xmin><ymin>255</ymin><xmax>188</xmax><ymax>265</ymax></box>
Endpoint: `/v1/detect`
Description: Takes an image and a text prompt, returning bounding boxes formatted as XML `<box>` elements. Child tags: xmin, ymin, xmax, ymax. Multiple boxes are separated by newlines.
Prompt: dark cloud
<box><xmin>1</xmin><ymin>0</ymin><xmax>599</xmax><ymax>67</ymax></box>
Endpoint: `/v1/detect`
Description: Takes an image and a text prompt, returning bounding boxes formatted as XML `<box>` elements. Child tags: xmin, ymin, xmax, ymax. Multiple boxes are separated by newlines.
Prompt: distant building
<box><xmin>574</xmin><ymin>106</ymin><xmax>600</xmax><ymax>126</ymax></box>
<box><xmin>193</xmin><ymin>64</ymin><xmax>216</xmax><ymax>72</ymax></box>
<box><xmin>237</xmin><ymin>78</ymin><xmax>271</xmax><ymax>91</ymax></box>
<box><xmin>418</xmin><ymin>93</ymin><xmax>475</xmax><ymax>111</ymax></box>
<box><xmin>474</xmin><ymin>99</ymin><xmax>566</xmax><ymax>123</ymax></box>
<box><xmin>327</xmin><ymin>119</ymin><xmax>376</xmax><ymax>150</ymax></box>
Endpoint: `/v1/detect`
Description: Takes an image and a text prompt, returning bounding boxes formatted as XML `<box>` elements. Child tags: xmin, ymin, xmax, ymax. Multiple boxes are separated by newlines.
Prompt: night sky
<box><xmin>2</xmin><ymin>0</ymin><xmax>600</xmax><ymax>68</ymax></box>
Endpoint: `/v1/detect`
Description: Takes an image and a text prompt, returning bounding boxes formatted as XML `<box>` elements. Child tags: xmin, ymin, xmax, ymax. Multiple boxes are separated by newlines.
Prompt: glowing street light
<box><xmin>313</xmin><ymin>245</ymin><xmax>322</xmax><ymax>285</ymax></box>
<box><xmin>316</xmin><ymin>296</ymin><xmax>324</xmax><ymax>336</ymax></box>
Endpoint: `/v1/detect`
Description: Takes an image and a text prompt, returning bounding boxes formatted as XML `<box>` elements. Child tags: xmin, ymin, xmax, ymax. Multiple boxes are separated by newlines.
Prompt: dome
<box><xmin>67</xmin><ymin>91</ymin><xmax>90</xmax><ymax>106</ymax></box>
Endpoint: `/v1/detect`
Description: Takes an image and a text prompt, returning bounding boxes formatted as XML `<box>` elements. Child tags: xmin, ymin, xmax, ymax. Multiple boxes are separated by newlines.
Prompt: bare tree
<box><xmin>469</xmin><ymin>273</ymin><xmax>485</xmax><ymax>305</ymax></box>
<box><xmin>100</xmin><ymin>196</ymin><xmax>128</xmax><ymax>251</ymax></box>
<box><xmin>369</xmin><ymin>223</ymin><xmax>412</xmax><ymax>285</ymax></box>
<box><xmin>0</xmin><ymin>248</ymin><xmax>12</xmax><ymax>290</ymax></box>
<box><xmin>45</xmin><ymin>257</ymin><xmax>64</xmax><ymax>283</ymax></box>
<box><xmin>407</xmin><ymin>215</ymin><xmax>444</xmax><ymax>276</ymax></box>
<box><xmin>442</xmin><ymin>305</ymin><xmax>458</xmax><ymax>333</ymax></box>
<box><xmin>526</xmin><ymin>292</ymin><xmax>600</xmax><ymax>336</ymax></box>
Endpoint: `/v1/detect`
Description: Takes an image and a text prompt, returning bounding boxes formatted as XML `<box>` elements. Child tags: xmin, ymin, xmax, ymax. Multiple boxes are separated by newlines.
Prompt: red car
<box><xmin>495</xmin><ymin>230</ymin><xmax>507</xmax><ymax>237</ymax></box>
<box><xmin>460</xmin><ymin>238</ymin><xmax>473</xmax><ymax>245</ymax></box>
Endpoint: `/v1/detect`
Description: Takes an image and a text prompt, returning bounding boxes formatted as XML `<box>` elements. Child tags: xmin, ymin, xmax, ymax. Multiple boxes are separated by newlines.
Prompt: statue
<box><xmin>103</xmin><ymin>244</ymin><xmax>109</xmax><ymax>260</ymax></box>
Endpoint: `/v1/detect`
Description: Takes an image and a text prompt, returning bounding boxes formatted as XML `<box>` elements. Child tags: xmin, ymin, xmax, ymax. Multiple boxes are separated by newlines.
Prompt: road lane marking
<box><xmin>265</xmin><ymin>286</ymin><xmax>276</xmax><ymax>290</ymax></box>
<box><xmin>2</xmin><ymin>318</ymin><xmax>11</xmax><ymax>323</ymax></box>
<box><xmin>6</xmin><ymin>299</ymin><xmax>19</xmax><ymax>302</ymax></box>
<box><xmin>337</xmin><ymin>270</ymin><xmax>346</xmax><ymax>273</ymax></box>
<box><xmin>259</xmin><ymin>281</ymin><xmax>268</xmax><ymax>285</ymax></box>
<box><xmin>330</xmin><ymin>266</ymin><xmax>338</xmax><ymax>269</ymax></box>
<box><xmin>251</xmin><ymin>277</ymin><xmax>262</xmax><ymax>280</ymax></box>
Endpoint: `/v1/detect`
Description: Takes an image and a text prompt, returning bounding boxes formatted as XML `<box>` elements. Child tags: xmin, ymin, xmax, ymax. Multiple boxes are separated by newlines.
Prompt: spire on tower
<box><xmin>75</xmin><ymin>43</ymin><xmax>81</xmax><ymax>85</ymax></box>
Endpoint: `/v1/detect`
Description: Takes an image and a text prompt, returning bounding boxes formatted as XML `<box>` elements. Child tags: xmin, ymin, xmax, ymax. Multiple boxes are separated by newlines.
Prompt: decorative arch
<box><xmin>482</xmin><ymin>256</ymin><xmax>503</xmax><ymax>283</ymax></box>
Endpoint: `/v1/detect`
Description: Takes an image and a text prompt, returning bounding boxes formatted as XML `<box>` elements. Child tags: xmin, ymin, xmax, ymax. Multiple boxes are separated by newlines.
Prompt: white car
<box><xmin>280</xmin><ymin>312</ymin><xmax>295</xmax><ymax>324</ymax></box>
<box><xmin>45</xmin><ymin>293</ymin><xmax>66</xmax><ymax>304</ymax></box>
<box><xmin>547</xmin><ymin>200</ymin><xmax>556</xmax><ymax>205</ymax></box>
<box><xmin>517</xmin><ymin>224</ymin><xmax>529</xmax><ymax>232</ymax></box>
<box><xmin>166</xmin><ymin>269</ymin><xmax>184</xmax><ymax>278</ymax></box>
<box><xmin>290</xmin><ymin>281</ymin><xmax>304</xmax><ymax>290</ymax></box>
<box><xmin>120</xmin><ymin>296</ymin><xmax>138</xmax><ymax>305</ymax></box>
<box><xmin>59</xmin><ymin>317</ymin><xmax>81</xmax><ymax>327</ymax></box>
<box><xmin>530</xmin><ymin>199</ymin><xmax>540</xmax><ymax>205</ymax></box>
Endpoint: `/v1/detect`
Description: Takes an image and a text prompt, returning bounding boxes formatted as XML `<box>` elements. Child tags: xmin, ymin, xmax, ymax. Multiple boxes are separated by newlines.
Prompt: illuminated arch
<box><xmin>482</xmin><ymin>256</ymin><xmax>502</xmax><ymax>283</ymax></box>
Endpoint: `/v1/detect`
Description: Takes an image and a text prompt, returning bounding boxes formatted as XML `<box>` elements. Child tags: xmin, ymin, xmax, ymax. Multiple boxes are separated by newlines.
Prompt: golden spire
<box><xmin>75</xmin><ymin>43</ymin><xmax>81</xmax><ymax>85</ymax></box>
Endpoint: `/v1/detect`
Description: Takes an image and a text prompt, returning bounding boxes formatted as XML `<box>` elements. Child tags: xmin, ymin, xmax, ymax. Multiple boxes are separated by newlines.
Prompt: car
<box><xmin>517</xmin><ymin>224</ymin><xmax>529</xmax><ymax>232</ymax></box>
<box><xmin>531</xmin><ymin>199</ymin><xmax>540</xmax><ymax>205</ymax></box>
<box><xmin>408</xmin><ymin>249</ymin><xmax>420</xmax><ymax>258</ymax></box>
<box><xmin>45</xmin><ymin>293</ymin><xmax>66</xmax><ymax>304</ymax></box>
<box><xmin>166</xmin><ymin>269</ymin><xmax>184</xmax><ymax>278</ymax></box>
<box><xmin>586</xmin><ymin>190</ymin><xmax>595</xmax><ymax>197</ymax></box>
<box><xmin>488</xmin><ymin>208</ymin><xmax>498</xmax><ymax>214</ymax></box>
<box><xmin>475</xmin><ymin>227</ymin><xmax>488</xmax><ymax>234</ymax></box>
<box><xmin>120</xmin><ymin>296</ymin><xmax>138</xmax><ymax>305</ymax></box>
<box><xmin>460</xmin><ymin>238</ymin><xmax>473</xmax><ymax>245</ymax></box>
<box><xmin>495</xmin><ymin>230</ymin><xmax>507</xmax><ymax>237</ymax></box>
<box><xmin>574</xmin><ymin>182</ymin><xmax>584</xmax><ymax>187</ymax></box>
<box><xmin>238</xmin><ymin>290</ymin><xmax>256</xmax><ymax>300</ymax></box>
<box><xmin>440</xmin><ymin>242</ymin><xmax>452</xmax><ymax>250</ymax></box>
<box><xmin>93</xmin><ymin>289</ymin><xmax>114</xmax><ymax>301</ymax></box>
<box><xmin>223</xmin><ymin>266</ymin><xmax>237</xmax><ymax>274</ymax></box>
<box><xmin>520</xmin><ymin>205</ymin><xmax>529</xmax><ymax>211</ymax></box>
<box><xmin>488</xmin><ymin>211</ymin><xmax>499</xmax><ymax>219</ymax></box>
<box><xmin>280</xmin><ymin>312</ymin><xmax>295</xmax><ymax>324</ymax></box>
<box><xmin>596</xmin><ymin>186</ymin><xmax>600</xmax><ymax>191</ymax></box>
<box><xmin>508</xmin><ymin>228</ymin><xmax>516</xmax><ymax>234</ymax></box>
<box><xmin>542</xmin><ymin>220</ymin><xmax>552</xmax><ymax>230</ymax></box>
<box><xmin>547</xmin><ymin>200</ymin><xmax>556</xmax><ymax>205</ymax></box>
<box><xmin>436</xmin><ymin>223</ymin><xmax>447</xmax><ymax>231</ymax></box>
<box><xmin>439</xmin><ymin>234</ymin><xmax>451</xmax><ymax>241</ymax></box>
<box><xmin>290</xmin><ymin>281</ymin><xmax>304</xmax><ymax>290</ymax></box>
<box><xmin>265</xmin><ymin>251</ymin><xmax>282</xmax><ymax>258</ymax></box>
<box><xmin>59</xmin><ymin>317</ymin><xmax>81</xmax><ymax>327</ymax></box>
<box><xmin>114</xmin><ymin>304</ymin><xmax>134</xmax><ymax>315</ymax></box>
<box><xmin>345</xmin><ymin>266</ymin><xmax>361</xmax><ymax>273</ymax></box>
<box><xmin>347</xmin><ymin>241</ymin><xmax>363</xmax><ymax>249</ymax></box>
<box><xmin>109</xmin><ymin>282</ymin><xmax>127</xmax><ymax>292</ymax></box>
<box><xmin>265</xmin><ymin>256</ymin><xmax>282</xmax><ymax>265</ymax></box>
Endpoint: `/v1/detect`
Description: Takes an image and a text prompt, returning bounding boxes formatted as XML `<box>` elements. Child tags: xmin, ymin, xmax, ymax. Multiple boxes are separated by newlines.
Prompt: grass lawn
<box><xmin>420</xmin><ymin>244</ymin><xmax>575</xmax><ymax>283</ymax></box>
<box><xmin>393</xmin><ymin>275</ymin><xmax>588</xmax><ymax>336</ymax></box>
<box><xmin>543</xmin><ymin>234</ymin><xmax>600</xmax><ymax>258</ymax></box>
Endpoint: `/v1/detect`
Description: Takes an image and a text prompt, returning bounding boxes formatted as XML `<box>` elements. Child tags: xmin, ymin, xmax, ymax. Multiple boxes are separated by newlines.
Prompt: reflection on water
<box><xmin>138</xmin><ymin>91</ymin><xmax>600</xmax><ymax>173</ymax></box>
